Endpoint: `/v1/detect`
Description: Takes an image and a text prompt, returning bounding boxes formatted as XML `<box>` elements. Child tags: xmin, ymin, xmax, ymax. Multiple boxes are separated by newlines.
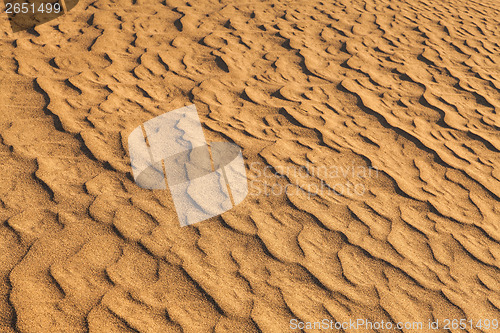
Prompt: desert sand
<box><xmin>0</xmin><ymin>0</ymin><xmax>499</xmax><ymax>332</ymax></box>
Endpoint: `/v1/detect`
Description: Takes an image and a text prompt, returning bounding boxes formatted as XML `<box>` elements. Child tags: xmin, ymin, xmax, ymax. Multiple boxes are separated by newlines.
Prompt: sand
<box><xmin>0</xmin><ymin>0</ymin><xmax>499</xmax><ymax>331</ymax></box>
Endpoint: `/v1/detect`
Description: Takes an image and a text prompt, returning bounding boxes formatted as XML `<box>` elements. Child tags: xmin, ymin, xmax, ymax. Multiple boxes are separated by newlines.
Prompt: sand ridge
<box><xmin>0</xmin><ymin>0</ymin><xmax>499</xmax><ymax>331</ymax></box>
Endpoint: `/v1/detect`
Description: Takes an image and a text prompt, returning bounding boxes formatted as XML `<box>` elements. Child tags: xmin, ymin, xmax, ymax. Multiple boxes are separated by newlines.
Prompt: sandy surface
<box><xmin>0</xmin><ymin>0</ymin><xmax>499</xmax><ymax>332</ymax></box>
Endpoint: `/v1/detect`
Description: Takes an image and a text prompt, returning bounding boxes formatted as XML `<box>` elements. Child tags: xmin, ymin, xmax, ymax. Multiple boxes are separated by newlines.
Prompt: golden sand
<box><xmin>0</xmin><ymin>0</ymin><xmax>499</xmax><ymax>331</ymax></box>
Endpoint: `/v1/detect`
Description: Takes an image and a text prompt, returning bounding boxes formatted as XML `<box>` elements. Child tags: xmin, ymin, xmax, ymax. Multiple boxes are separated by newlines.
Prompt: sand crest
<box><xmin>0</xmin><ymin>0</ymin><xmax>499</xmax><ymax>331</ymax></box>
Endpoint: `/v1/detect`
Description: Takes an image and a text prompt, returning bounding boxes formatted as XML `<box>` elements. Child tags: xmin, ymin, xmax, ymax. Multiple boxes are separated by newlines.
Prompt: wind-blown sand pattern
<box><xmin>0</xmin><ymin>0</ymin><xmax>499</xmax><ymax>331</ymax></box>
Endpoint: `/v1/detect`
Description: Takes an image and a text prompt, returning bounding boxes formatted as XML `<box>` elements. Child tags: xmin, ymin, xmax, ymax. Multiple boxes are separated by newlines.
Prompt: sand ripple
<box><xmin>0</xmin><ymin>0</ymin><xmax>499</xmax><ymax>331</ymax></box>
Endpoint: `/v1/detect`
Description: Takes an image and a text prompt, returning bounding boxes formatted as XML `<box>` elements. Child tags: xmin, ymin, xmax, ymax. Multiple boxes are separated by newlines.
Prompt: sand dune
<box><xmin>0</xmin><ymin>0</ymin><xmax>499</xmax><ymax>331</ymax></box>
